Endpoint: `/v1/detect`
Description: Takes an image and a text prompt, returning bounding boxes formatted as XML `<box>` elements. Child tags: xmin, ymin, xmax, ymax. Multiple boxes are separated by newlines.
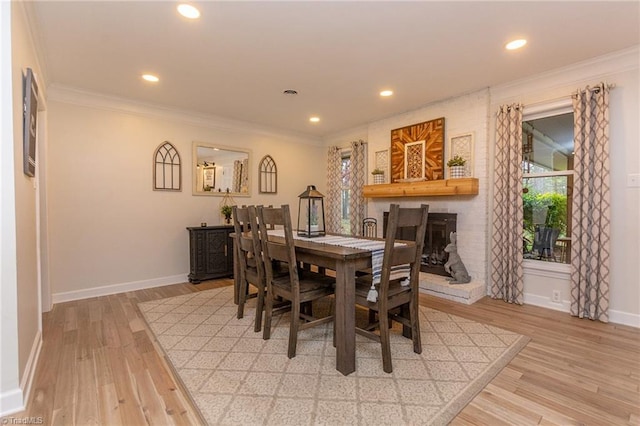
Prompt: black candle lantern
<box><xmin>297</xmin><ymin>185</ymin><xmax>326</xmax><ymax>238</ymax></box>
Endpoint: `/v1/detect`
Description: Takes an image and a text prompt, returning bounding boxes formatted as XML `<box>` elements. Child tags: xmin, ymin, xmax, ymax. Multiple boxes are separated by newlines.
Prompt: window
<box><xmin>522</xmin><ymin>112</ymin><xmax>573</xmax><ymax>264</ymax></box>
<box><xmin>341</xmin><ymin>152</ymin><xmax>351</xmax><ymax>234</ymax></box>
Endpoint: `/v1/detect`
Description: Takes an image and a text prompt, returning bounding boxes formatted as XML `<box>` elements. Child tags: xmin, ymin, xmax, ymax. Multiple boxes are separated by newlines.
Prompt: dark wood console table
<box><xmin>187</xmin><ymin>225</ymin><xmax>234</xmax><ymax>283</ymax></box>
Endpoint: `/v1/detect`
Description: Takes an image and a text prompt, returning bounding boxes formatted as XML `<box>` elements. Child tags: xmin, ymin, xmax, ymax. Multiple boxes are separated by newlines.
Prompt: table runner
<box><xmin>268</xmin><ymin>230</ymin><xmax>410</xmax><ymax>302</ymax></box>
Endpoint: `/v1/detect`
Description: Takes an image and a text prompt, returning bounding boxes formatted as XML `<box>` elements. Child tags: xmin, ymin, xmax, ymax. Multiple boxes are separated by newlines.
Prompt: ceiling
<box><xmin>27</xmin><ymin>1</ymin><xmax>639</xmax><ymax>139</ymax></box>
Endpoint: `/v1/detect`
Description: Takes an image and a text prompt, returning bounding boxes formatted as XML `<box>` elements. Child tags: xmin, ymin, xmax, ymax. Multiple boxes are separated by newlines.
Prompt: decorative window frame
<box><xmin>153</xmin><ymin>141</ymin><xmax>181</xmax><ymax>191</ymax></box>
<box><xmin>258</xmin><ymin>155</ymin><xmax>277</xmax><ymax>194</ymax></box>
<box><xmin>448</xmin><ymin>132</ymin><xmax>474</xmax><ymax>178</ymax></box>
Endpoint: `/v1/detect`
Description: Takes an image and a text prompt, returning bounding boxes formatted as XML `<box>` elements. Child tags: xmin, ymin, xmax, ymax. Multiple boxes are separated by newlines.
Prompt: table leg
<box><xmin>233</xmin><ymin>243</ymin><xmax>240</xmax><ymax>305</ymax></box>
<box><xmin>334</xmin><ymin>261</ymin><xmax>356</xmax><ymax>376</ymax></box>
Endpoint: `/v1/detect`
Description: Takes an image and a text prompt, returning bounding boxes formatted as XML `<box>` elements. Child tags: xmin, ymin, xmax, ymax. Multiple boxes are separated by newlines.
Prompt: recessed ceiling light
<box><xmin>506</xmin><ymin>39</ymin><xmax>527</xmax><ymax>50</ymax></box>
<box><xmin>309</xmin><ymin>117</ymin><xmax>320</xmax><ymax>123</ymax></box>
<box><xmin>142</xmin><ymin>74</ymin><xmax>159</xmax><ymax>82</ymax></box>
<box><xmin>380</xmin><ymin>90</ymin><xmax>393</xmax><ymax>97</ymax></box>
<box><xmin>177</xmin><ymin>4</ymin><xmax>200</xmax><ymax>19</ymax></box>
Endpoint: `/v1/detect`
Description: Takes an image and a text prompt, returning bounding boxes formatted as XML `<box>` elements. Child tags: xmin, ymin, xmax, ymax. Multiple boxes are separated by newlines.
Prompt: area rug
<box><xmin>139</xmin><ymin>286</ymin><xmax>529</xmax><ymax>425</ymax></box>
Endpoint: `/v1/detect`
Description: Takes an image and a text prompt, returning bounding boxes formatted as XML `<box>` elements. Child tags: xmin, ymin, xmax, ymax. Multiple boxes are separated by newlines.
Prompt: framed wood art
<box><xmin>390</xmin><ymin>117</ymin><xmax>445</xmax><ymax>182</ymax></box>
<box><xmin>448</xmin><ymin>132</ymin><xmax>474</xmax><ymax>178</ymax></box>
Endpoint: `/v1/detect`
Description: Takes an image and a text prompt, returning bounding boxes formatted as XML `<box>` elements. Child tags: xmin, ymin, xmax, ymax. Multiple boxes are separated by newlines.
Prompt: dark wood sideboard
<box><xmin>187</xmin><ymin>225</ymin><xmax>234</xmax><ymax>283</ymax></box>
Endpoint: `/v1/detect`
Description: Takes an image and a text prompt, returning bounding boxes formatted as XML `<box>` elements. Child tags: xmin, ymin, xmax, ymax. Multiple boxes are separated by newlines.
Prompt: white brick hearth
<box><xmin>419</xmin><ymin>272</ymin><xmax>486</xmax><ymax>305</ymax></box>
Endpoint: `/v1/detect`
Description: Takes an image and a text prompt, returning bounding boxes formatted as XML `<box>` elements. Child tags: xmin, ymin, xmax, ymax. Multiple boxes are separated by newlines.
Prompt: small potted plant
<box><xmin>220</xmin><ymin>205</ymin><xmax>233</xmax><ymax>224</ymax></box>
<box><xmin>371</xmin><ymin>168</ymin><xmax>385</xmax><ymax>184</ymax></box>
<box><xmin>447</xmin><ymin>155</ymin><xmax>467</xmax><ymax>178</ymax></box>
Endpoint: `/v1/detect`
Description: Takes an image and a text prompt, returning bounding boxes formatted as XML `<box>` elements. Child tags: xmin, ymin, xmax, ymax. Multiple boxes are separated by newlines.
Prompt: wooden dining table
<box><xmin>234</xmin><ymin>231</ymin><xmax>383</xmax><ymax>375</ymax></box>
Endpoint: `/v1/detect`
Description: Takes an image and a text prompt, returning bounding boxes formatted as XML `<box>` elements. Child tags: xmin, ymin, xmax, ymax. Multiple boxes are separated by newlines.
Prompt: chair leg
<box><xmin>288</xmin><ymin>302</ymin><xmax>300</xmax><ymax>358</ymax></box>
<box><xmin>409</xmin><ymin>298</ymin><xmax>422</xmax><ymax>354</ymax></box>
<box><xmin>368</xmin><ymin>309</ymin><xmax>376</xmax><ymax>325</ymax></box>
<box><xmin>301</xmin><ymin>301</ymin><xmax>312</xmax><ymax>316</ymax></box>
<box><xmin>237</xmin><ymin>278</ymin><xmax>247</xmax><ymax>319</ymax></box>
<box><xmin>254</xmin><ymin>284</ymin><xmax>265</xmax><ymax>332</ymax></box>
<box><xmin>332</xmin><ymin>298</ymin><xmax>337</xmax><ymax>348</ymax></box>
<box><xmin>379</xmin><ymin>307</ymin><xmax>392</xmax><ymax>373</ymax></box>
<box><xmin>262</xmin><ymin>287</ymin><xmax>274</xmax><ymax>340</ymax></box>
<box><xmin>400</xmin><ymin>304</ymin><xmax>411</xmax><ymax>339</ymax></box>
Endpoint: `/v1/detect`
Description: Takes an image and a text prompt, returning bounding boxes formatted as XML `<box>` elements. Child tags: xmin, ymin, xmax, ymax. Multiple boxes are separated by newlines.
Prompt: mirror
<box><xmin>193</xmin><ymin>142</ymin><xmax>251</xmax><ymax>196</ymax></box>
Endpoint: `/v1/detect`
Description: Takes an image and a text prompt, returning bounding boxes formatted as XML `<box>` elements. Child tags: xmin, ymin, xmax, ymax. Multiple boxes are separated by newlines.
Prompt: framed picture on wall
<box><xmin>390</xmin><ymin>117</ymin><xmax>445</xmax><ymax>182</ymax></box>
<box><xmin>448</xmin><ymin>132</ymin><xmax>474</xmax><ymax>178</ymax></box>
<box><xmin>23</xmin><ymin>68</ymin><xmax>38</xmax><ymax>177</ymax></box>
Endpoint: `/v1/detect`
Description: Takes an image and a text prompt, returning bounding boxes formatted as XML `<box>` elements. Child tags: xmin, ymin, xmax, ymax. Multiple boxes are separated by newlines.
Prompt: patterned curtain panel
<box><xmin>570</xmin><ymin>83</ymin><xmax>611</xmax><ymax>323</ymax></box>
<box><xmin>232</xmin><ymin>160</ymin><xmax>241</xmax><ymax>193</ymax></box>
<box><xmin>491</xmin><ymin>104</ymin><xmax>524</xmax><ymax>304</ymax></box>
<box><xmin>349</xmin><ymin>140</ymin><xmax>366</xmax><ymax>236</ymax></box>
<box><xmin>241</xmin><ymin>158</ymin><xmax>249</xmax><ymax>193</ymax></box>
<box><xmin>326</xmin><ymin>146</ymin><xmax>342</xmax><ymax>233</ymax></box>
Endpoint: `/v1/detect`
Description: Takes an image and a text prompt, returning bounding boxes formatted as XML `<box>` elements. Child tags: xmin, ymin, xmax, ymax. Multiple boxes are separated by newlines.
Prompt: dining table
<box><xmin>273</xmin><ymin>232</ymin><xmax>381</xmax><ymax>375</ymax></box>
<box><xmin>234</xmin><ymin>230</ymin><xmax>401</xmax><ymax>375</ymax></box>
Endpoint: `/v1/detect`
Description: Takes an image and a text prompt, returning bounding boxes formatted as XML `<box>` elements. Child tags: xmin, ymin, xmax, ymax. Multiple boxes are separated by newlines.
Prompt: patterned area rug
<box><xmin>139</xmin><ymin>286</ymin><xmax>529</xmax><ymax>425</ymax></box>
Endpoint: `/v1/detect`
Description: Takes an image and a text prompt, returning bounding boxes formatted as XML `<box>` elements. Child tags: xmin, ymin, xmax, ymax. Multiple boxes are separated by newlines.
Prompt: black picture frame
<box><xmin>23</xmin><ymin>68</ymin><xmax>38</xmax><ymax>177</ymax></box>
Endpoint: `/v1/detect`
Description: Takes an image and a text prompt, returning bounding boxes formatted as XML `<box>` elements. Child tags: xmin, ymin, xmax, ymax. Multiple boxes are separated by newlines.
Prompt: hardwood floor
<box><xmin>6</xmin><ymin>279</ymin><xmax>639</xmax><ymax>425</ymax></box>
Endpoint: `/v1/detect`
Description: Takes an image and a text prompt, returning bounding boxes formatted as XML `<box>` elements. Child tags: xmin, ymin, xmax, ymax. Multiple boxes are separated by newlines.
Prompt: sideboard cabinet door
<box><xmin>187</xmin><ymin>226</ymin><xmax>234</xmax><ymax>283</ymax></box>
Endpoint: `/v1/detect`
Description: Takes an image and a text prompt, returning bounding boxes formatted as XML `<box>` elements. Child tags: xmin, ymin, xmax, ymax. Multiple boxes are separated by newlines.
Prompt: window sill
<box><xmin>523</xmin><ymin>259</ymin><xmax>570</xmax><ymax>280</ymax></box>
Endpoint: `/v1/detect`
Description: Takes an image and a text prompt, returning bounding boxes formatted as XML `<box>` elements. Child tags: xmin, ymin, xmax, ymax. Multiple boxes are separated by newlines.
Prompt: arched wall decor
<box><xmin>258</xmin><ymin>155</ymin><xmax>277</xmax><ymax>193</ymax></box>
<box><xmin>153</xmin><ymin>141</ymin><xmax>181</xmax><ymax>191</ymax></box>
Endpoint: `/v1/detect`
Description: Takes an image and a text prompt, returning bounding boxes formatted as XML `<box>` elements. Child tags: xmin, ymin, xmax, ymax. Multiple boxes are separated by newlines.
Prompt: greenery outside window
<box><xmin>522</xmin><ymin>112</ymin><xmax>573</xmax><ymax>264</ymax></box>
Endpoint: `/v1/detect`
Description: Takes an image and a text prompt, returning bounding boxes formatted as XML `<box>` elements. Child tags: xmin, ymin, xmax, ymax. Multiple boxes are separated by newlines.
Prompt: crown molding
<box><xmin>491</xmin><ymin>45</ymin><xmax>639</xmax><ymax>102</ymax></box>
<box><xmin>322</xmin><ymin>125</ymin><xmax>369</xmax><ymax>147</ymax></box>
<box><xmin>19</xmin><ymin>0</ymin><xmax>50</xmax><ymax>94</ymax></box>
<box><xmin>46</xmin><ymin>84</ymin><xmax>324</xmax><ymax>147</ymax></box>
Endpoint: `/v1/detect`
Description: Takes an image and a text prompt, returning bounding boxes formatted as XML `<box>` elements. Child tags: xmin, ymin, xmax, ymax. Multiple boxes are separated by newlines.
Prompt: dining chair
<box><xmin>355</xmin><ymin>203</ymin><xmax>429</xmax><ymax>373</ymax></box>
<box><xmin>232</xmin><ymin>205</ymin><xmax>267</xmax><ymax>332</ymax></box>
<box><xmin>362</xmin><ymin>217</ymin><xmax>378</xmax><ymax>238</ymax></box>
<box><xmin>257</xmin><ymin>204</ymin><xmax>336</xmax><ymax>359</ymax></box>
<box><xmin>532</xmin><ymin>225</ymin><xmax>560</xmax><ymax>261</ymax></box>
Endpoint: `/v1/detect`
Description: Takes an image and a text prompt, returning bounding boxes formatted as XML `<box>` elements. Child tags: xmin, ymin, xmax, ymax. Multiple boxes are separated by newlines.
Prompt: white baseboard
<box><xmin>0</xmin><ymin>388</ymin><xmax>23</xmax><ymax>417</ymax></box>
<box><xmin>52</xmin><ymin>274</ymin><xmax>189</xmax><ymax>304</ymax></box>
<box><xmin>20</xmin><ymin>330</ymin><xmax>42</xmax><ymax>410</ymax></box>
<box><xmin>524</xmin><ymin>292</ymin><xmax>640</xmax><ymax>328</ymax></box>
<box><xmin>609</xmin><ymin>309</ymin><xmax>640</xmax><ymax>328</ymax></box>
<box><xmin>0</xmin><ymin>331</ymin><xmax>42</xmax><ymax>417</ymax></box>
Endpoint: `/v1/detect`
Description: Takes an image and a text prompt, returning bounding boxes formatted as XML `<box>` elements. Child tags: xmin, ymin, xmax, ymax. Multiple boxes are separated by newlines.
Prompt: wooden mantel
<box><xmin>363</xmin><ymin>178</ymin><xmax>479</xmax><ymax>198</ymax></box>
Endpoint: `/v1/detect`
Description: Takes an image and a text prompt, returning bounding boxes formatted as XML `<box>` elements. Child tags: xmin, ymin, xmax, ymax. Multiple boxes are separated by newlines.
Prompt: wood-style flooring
<box><xmin>6</xmin><ymin>279</ymin><xmax>639</xmax><ymax>425</ymax></box>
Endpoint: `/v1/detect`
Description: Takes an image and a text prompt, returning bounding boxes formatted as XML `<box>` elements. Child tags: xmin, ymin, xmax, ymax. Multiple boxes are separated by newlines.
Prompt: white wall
<box><xmin>1</xmin><ymin>1</ymin><xmax>44</xmax><ymax>416</ymax></box>
<box><xmin>328</xmin><ymin>47</ymin><xmax>639</xmax><ymax>326</ymax></box>
<box><xmin>359</xmin><ymin>89</ymin><xmax>491</xmax><ymax>287</ymax></box>
<box><xmin>46</xmin><ymin>92</ymin><xmax>326</xmax><ymax>301</ymax></box>
<box><xmin>490</xmin><ymin>47</ymin><xmax>639</xmax><ymax>325</ymax></box>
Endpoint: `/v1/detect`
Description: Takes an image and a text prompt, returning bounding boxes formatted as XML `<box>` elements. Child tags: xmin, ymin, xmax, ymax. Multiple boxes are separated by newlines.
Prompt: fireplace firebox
<box><xmin>383</xmin><ymin>212</ymin><xmax>457</xmax><ymax>277</ymax></box>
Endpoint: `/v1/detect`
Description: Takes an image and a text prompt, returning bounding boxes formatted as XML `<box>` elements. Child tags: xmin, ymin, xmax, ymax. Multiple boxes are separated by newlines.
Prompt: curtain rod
<box><xmin>522</xmin><ymin>82</ymin><xmax>616</xmax><ymax>112</ymax></box>
<box><xmin>575</xmin><ymin>82</ymin><xmax>616</xmax><ymax>95</ymax></box>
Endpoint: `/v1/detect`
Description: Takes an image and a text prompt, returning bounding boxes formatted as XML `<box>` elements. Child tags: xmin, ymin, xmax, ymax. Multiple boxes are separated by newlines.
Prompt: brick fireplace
<box><xmin>383</xmin><ymin>212</ymin><xmax>457</xmax><ymax>277</ymax></box>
